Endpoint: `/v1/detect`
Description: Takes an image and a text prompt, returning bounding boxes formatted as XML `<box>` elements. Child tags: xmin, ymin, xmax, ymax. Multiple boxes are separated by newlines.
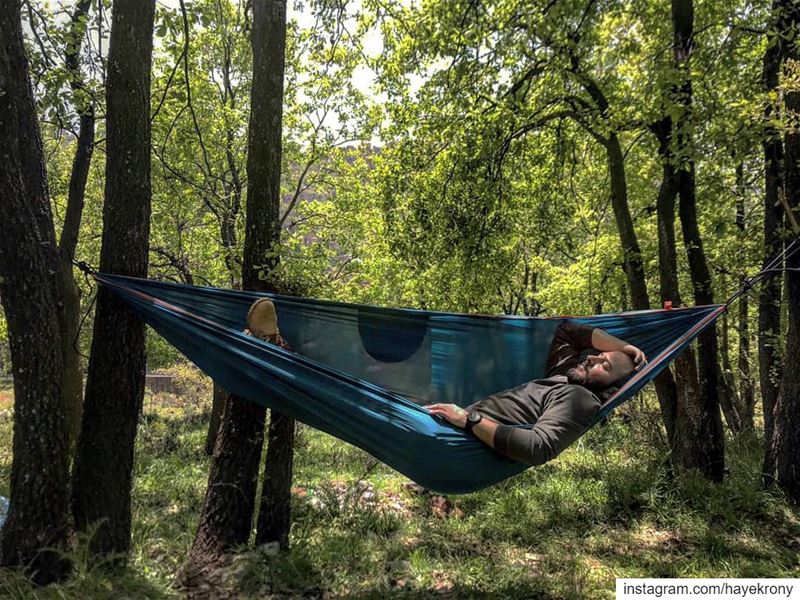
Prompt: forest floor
<box><xmin>0</xmin><ymin>366</ymin><xmax>798</xmax><ymax>599</ymax></box>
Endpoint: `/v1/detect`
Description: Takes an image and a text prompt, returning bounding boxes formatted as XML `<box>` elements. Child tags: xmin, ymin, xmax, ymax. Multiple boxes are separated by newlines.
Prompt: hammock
<box><xmin>89</xmin><ymin>272</ymin><xmax>725</xmax><ymax>494</ymax></box>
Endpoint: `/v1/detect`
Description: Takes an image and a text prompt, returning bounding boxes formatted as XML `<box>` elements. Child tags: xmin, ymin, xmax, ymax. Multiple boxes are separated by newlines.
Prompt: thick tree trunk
<box><xmin>248</xmin><ymin>0</ymin><xmax>294</xmax><ymax>551</ymax></box>
<box><xmin>774</xmin><ymin>0</ymin><xmax>800</xmax><ymax>500</ymax></box>
<box><xmin>671</xmin><ymin>0</ymin><xmax>725</xmax><ymax>480</ymax></box>
<box><xmin>0</xmin><ymin>1</ymin><xmax>70</xmax><ymax>583</ymax></box>
<box><xmin>58</xmin><ymin>0</ymin><xmax>95</xmax><ymax>451</ymax></box>
<box><xmin>182</xmin><ymin>0</ymin><xmax>291</xmax><ymax>582</ymax></box>
<box><xmin>71</xmin><ymin>0</ymin><xmax>155</xmax><ymax>560</ymax></box>
<box><xmin>760</xmin><ymin>0</ymin><xmax>786</xmax><ymax>485</ymax></box>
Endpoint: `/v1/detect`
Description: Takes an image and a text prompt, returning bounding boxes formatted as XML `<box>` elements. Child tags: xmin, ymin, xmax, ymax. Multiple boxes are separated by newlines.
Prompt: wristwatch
<box><xmin>464</xmin><ymin>411</ymin><xmax>483</xmax><ymax>434</ymax></box>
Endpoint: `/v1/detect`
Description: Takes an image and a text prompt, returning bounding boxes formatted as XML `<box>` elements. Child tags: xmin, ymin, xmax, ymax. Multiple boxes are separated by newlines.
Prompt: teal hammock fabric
<box><xmin>92</xmin><ymin>273</ymin><xmax>725</xmax><ymax>494</ymax></box>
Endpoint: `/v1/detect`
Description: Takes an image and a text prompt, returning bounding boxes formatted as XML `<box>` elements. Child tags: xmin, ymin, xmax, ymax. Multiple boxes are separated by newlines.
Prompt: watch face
<box><xmin>468</xmin><ymin>412</ymin><xmax>481</xmax><ymax>424</ymax></box>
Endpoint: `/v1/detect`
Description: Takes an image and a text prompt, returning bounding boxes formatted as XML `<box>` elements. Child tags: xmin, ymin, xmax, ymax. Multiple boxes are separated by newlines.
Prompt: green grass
<box><xmin>0</xmin><ymin>372</ymin><xmax>798</xmax><ymax>598</ymax></box>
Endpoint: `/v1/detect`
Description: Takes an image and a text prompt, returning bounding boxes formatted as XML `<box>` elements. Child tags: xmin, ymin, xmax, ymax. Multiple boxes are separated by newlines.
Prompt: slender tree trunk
<box><xmin>205</xmin><ymin>215</ymin><xmax>240</xmax><ymax>456</ymax></box>
<box><xmin>181</xmin><ymin>392</ymin><xmax>266</xmax><ymax>582</ymax></box>
<box><xmin>736</xmin><ymin>289</ymin><xmax>754</xmax><ymax>432</ymax></box>
<box><xmin>205</xmin><ymin>383</ymin><xmax>227</xmax><ymax>456</ymax></box>
<box><xmin>671</xmin><ymin>0</ymin><xmax>725</xmax><ymax>479</ymax></box>
<box><xmin>0</xmin><ymin>1</ymin><xmax>70</xmax><ymax>583</ymax></box>
<box><xmin>604</xmin><ymin>130</ymin><xmax>679</xmax><ymax>445</ymax></box>
<box><xmin>58</xmin><ymin>0</ymin><xmax>95</xmax><ymax>451</ymax></box>
<box><xmin>718</xmin><ymin>273</ymin><xmax>738</xmax><ymax>411</ymax></box>
<box><xmin>205</xmin><ymin>48</ymin><xmax>243</xmax><ymax>456</ymax></box>
<box><xmin>569</xmin><ymin>58</ymin><xmax>679</xmax><ymax>443</ymax></box>
<box><xmin>247</xmin><ymin>0</ymin><xmax>294</xmax><ymax>550</ymax></box>
<box><xmin>71</xmin><ymin>0</ymin><xmax>155</xmax><ymax>560</ymax></box>
<box><xmin>774</xmin><ymin>0</ymin><xmax>800</xmax><ymax>501</ymax></box>
<box><xmin>651</xmin><ymin>116</ymin><xmax>698</xmax><ymax>458</ymax></box>
<box><xmin>735</xmin><ymin>164</ymin><xmax>755</xmax><ymax>433</ymax></box>
<box><xmin>182</xmin><ymin>0</ymin><xmax>292</xmax><ymax>582</ymax></box>
<box><xmin>606</xmin><ymin>134</ymin><xmax>649</xmax><ymax>309</ymax></box>
<box><xmin>720</xmin><ymin>308</ymin><xmax>738</xmax><ymax>402</ymax></box>
<box><xmin>760</xmin><ymin>0</ymin><xmax>786</xmax><ymax>485</ymax></box>
<box><xmin>256</xmin><ymin>412</ymin><xmax>294</xmax><ymax>547</ymax></box>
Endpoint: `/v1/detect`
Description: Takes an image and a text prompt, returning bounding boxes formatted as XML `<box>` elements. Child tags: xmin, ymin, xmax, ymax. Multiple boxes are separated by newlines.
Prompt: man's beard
<box><xmin>566</xmin><ymin>360</ymin><xmax>606</xmax><ymax>391</ymax></box>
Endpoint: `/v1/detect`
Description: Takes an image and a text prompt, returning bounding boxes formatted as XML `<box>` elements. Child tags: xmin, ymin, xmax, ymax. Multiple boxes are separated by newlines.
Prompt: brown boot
<box><xmin>246</xmin><ymin>298</ymin><xmax>279</xmax><ymax>341</ymax></box>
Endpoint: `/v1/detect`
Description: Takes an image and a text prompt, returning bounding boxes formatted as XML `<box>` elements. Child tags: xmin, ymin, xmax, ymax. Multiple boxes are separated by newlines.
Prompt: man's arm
<box><xmin>490</xmin><ymin>386</ymin><xmax>599</xmax><ymax>465</ymax></box>
<box><xmin>591</xmin><ymin>329</ymin><xmax>647</xmax><ymax>366</ymax></box>
<box><xmin>425</xmin><ymin>385</ymin><xmax>600</xmax><ymax>465</ymax></box>
<box><xmin>425</xmin><ymin>404</ymin><xmax>500</xmax><ymax>447</ymax></box>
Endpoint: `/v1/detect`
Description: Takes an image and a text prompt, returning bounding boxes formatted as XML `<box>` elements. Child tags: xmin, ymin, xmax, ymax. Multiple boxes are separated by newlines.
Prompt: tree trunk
<box><xmin>256</xmin><ymin>411</ymin><xmax>294</xmax><ymax>547</ymax></box>
<box><xmin>735</xmin><ymin>164</ymin><xmax>755</xmax><ymax>433</ymax></box>
<box><xmin>760</xmin><ymin>0</ymin><xmax>786</xmax><ymax>485</ymax></box>
<box><xmin>720</xmin><ymin>308</ymin><xmax>738</xmax><ymax>405</ymax></box>
<box><xmin>204</xmin><ymin>43</ymin><xmax>244</xmax><ymax>456</ymax></box>
<box><xmin>569</xmin><ymin>59</ymin><xmax>679</xmax><ymax>443</ymax></box>
<box><xmin>248</xmin><ymin>0</ymin><xmax>294</xmax><ymax>551</ymax></box>
<box><xmin>205</xmin><ymin>207</ymin><xmax>240</xmax><ymax>456</ymax></box>
<box><xmin>58</xmin><ymin>0</ymin><xmax>95</xmax><ymax>452</ymax></box>
<box><xmin>0</xmin><ymin>1</ymin><xmax>70</xmax><ymax>583</ymax></box>
<box><xmin>650</xmin><ymin>117</ymin><xmax>699</xmax><ymax>457</ymax></box>
<box><xmin>774</xmin><ymin>0</ymin><xmax>800</xmax><ymax>501</ymax></box>
<box><xmin>606</xmin><ymin>134</ymin><xmax>649</xmax><ymax>309</ymax></box>
<box><xmin>736</xmin><ymin>290</ymin><xmax>754</xmax><ymax>432</ymax></box>
<box><xmin>71</xmin><ymin>0</ymin><xmax>155</xmax><ymax>560</ymax></box>
<box><xmin>672</xmin><ymin>0</ymin><xmax>725</xmax><ymax>480</ymax></box>
<box><xmin>180</xmin><ymin>392</ymin><xmax>266</xmax><ymax>583</ymax></box>
<box><xmin>205</xmin><ymin>383</ymin><xmax>227</xmax><ymax>456</ymax></box>
<box><xmin>182</xmin><ymin>0</ymin><xmax>292</xmax><ymax>581</ymax></box>
<box><xmin>606</xmin><ymin>130</ymin><xmax>680</xmax><ymax>446</ymax></box>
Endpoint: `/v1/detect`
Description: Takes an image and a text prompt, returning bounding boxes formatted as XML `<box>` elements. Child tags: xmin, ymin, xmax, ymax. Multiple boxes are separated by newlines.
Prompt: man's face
<box><xmin>566</xmin><ymin>351</ymin><xmax>635</xmax><ymax>390</ymax></box>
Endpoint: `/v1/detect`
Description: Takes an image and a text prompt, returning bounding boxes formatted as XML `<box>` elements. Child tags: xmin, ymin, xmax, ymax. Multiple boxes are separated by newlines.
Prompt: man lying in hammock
<box><xmin>425</xmin><ymin>321</ymin><xmax>646</xmax><ymax>466</ymax></box>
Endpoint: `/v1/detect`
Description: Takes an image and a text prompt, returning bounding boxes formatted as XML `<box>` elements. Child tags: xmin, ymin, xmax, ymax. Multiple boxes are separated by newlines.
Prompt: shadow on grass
<box><xmin>0</xmin><ymin>564</ymin><xmax>174</xmax><ymax>600</ymax></box>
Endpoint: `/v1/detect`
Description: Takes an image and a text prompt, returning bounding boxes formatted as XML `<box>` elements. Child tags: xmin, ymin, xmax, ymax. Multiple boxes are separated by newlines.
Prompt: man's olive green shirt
<box><xmin>465</xmin><ymin>321</ymin><xmax>601</xmax><ymax>465</ymax></box>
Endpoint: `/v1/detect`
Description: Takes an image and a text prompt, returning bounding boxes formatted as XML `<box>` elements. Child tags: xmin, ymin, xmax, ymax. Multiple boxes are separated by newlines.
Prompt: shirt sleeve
<box><xmin>491</xmin><ymin>384</ymin><xmax>600</xmax><ymax>466</ymax></box>
<box><xmin>546</xmin><ymin>319</ymin><xmax>597</xmax><ymax>376</ymax></box>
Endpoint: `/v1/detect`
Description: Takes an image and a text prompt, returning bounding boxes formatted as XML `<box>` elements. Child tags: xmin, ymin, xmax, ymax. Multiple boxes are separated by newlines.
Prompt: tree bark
<box><xmin>255</xmin><ymin>411</ymin><xmax>294</xmax><ymax>547</ymax></box>
<box><xmin>204</xmin><ymin>16</ymin><xmax>244</xmax><ymax>457</ymax></box>
<box><xmin>735</xmin><ymin>164</ymin><xmax>755</xmax><ymax>433</ymax></box>
<box><xmin>773</xmin><ymin>0</ymin><xmax>800</xmax><ymax>501</ymax></box>
<box><xmin>247</xmin><ymin>0</ymin><xmax>294</xmax><ymax>551</ymax></box>
<box><xmin>760</xmin><ymin>0</ymin><xmax>787</xmax><ymax>485</ymax></box>
<box><xmin>182</xmin><ymin>0</ymin><xmax>292</xmax><ymax>581</ymax></box>
<box><xmin>71</xmin><ymin>0</ymin><xmax>155</xmax><ymax>560</ymax></box>
<box><xmin>180</xmin><ymin>392</ymin><xmax>266</xmax><ymax>583</ymax></box>
<box><xmin>572</xmin><ymin>66</ymin><xmax>680</xmax><ymax>445</ymax></box>
<box><xmin>0</xmin><ymin>0</ymin><xmax>70</xmax><ymax>583</ymax></box>
<box><xmin>720</xmin><ymin>306</ymin><xmax>738</xmax><ymax>406</ymax></box>
<box><xmin>651</xmin><ymin>116</ymin><xmax>698</xmax><ymax>456</ymax></box>
<box><xmin>205</xmin><ymin>383</ymin><xmax>228</xmax><ymax>456</ymax></box>
<box><xmin>671</xmin><ymin>0</ymin><xmax>725</xmax><ymax>480</ymax></box>
<box><xmin>58</xmin><ymin>0</ymin><xmax>95</xmax><ymax>451</ymax></box>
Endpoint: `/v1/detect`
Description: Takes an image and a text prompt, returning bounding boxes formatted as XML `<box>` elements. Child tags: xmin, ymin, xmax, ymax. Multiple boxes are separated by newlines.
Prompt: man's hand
<box><xmin>425</xmin><ymin>403</ymin><xmax>468</xmax><ymax>428</ymax></box>
<box><xmin>622</xmin><ymin>344</ymin><xmax>647</xmax><ymax>368</ymax></box>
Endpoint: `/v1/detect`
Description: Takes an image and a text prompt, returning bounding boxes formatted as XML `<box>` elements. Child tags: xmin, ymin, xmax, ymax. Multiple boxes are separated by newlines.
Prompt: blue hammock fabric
<box><xmin>93</xmin><ymin>273</ymin><xmax>725</xmax><ymax>494</ymax></box>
